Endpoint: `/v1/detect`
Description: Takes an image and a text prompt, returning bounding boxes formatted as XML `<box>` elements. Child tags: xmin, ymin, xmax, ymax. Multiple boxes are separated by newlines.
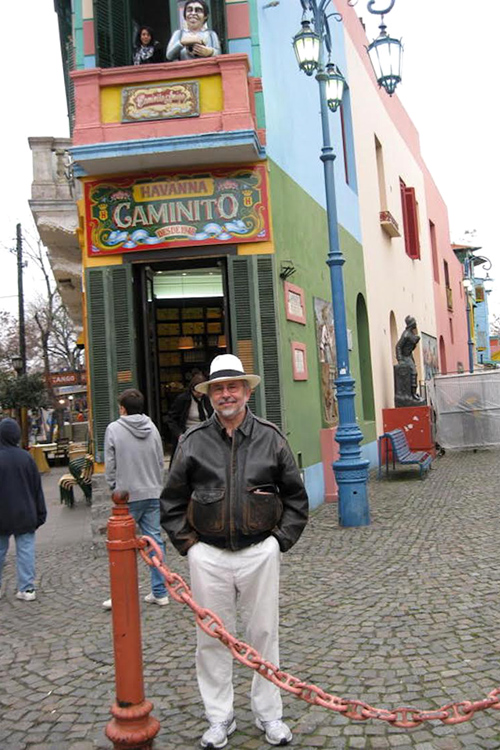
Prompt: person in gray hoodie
<box><xmin>103</xmin><ymin>388</ymin><xmax>168</xmax><ymax>609</ymax></box>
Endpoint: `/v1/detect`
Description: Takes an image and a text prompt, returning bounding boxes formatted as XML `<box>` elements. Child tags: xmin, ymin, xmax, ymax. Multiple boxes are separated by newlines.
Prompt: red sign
<box><xmin>48</xmin><ymin>371</ymin><xmax>86</xmax><ymax>387</ymax></box>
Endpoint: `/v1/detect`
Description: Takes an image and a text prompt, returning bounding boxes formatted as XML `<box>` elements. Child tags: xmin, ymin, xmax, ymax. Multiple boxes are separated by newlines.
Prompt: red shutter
<box><xmin>403</xmin><ymin>187</ymin><xmax>420</xmax><ymax>259</ymax></box>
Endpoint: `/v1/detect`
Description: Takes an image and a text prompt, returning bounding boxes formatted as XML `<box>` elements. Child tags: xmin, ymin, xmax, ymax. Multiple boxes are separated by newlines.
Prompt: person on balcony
<box><xmin>133</xmin><ymin>26</ymin><xmax>163</xmax><ymax>65</ymax></box>
<box><xmin>166</xmin><ymin>0</ymin><xmax>221</xmax><ymax>61</ymax></box>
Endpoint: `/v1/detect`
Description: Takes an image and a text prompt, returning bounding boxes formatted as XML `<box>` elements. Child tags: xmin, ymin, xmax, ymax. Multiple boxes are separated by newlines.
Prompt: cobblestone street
<box><xmin>1</xmin><ymin>449</ymin><xmax>500</xmax><ymax>749</ymax></box>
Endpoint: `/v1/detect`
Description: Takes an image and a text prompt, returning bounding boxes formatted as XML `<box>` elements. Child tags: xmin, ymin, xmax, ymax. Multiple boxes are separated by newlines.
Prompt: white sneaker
<box><xmin>255</xmin><ymin>718</ymin><xmax>292</xmax><ymax>746</ymax></box>
<box><xmin>200</xmin><ymin>718</ymin><xmax>236</xmax><ymax>748</ymax></box>
<box><xmin>102</xmin><ymin>598</ymin><xmax>112</xmax><ymax>610</ymax></box>
<box><xmin>144</xmin><ymin>592</ymin><xmax>169</xmax><ymax>606</ymax></box>
<box><xmin>16</xmin><ymin>590</ymin><xmax>36</xmax><ymax>602</ymax></box>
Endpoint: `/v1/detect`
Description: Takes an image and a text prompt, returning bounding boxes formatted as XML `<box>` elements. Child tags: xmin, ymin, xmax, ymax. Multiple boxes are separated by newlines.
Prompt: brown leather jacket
<box><xmin>160</xmin><ymin>409</ymin><xmax>308</xmax><ymax>555</ymax></box>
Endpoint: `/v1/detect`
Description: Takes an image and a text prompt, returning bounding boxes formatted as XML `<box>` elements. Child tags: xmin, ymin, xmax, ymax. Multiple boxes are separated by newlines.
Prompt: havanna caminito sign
<box><xmin>84</xmin><ymin>165</ymin><xmax>270</xmax><ymax>256</ymax></box>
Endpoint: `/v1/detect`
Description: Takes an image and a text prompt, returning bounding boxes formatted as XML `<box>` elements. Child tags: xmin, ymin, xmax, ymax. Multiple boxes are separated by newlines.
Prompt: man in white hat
<box><xmin>161</xmin><ymin>354</ymin><xmax>308</xmax><ymax>748</ymax></box>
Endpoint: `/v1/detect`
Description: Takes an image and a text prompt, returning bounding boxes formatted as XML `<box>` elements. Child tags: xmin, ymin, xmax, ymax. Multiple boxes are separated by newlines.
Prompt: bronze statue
<box><xmin>394</xmin><ymin>315</ymin><xmax>423</xmax><ymax>406</ymax></box>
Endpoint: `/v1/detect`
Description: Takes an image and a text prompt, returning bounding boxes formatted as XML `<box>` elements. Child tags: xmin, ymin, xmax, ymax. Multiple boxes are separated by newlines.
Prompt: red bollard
<box><xmin>105</xmin><ymin>491</ymin><xmax>160</xmax><ymax>749</ymax></box>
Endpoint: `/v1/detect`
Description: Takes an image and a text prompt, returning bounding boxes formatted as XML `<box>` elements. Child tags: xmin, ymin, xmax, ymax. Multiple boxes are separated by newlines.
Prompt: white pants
<box><xmin>188</xmin><ymin>536</ymin><xmax>282</xmax><ymax>723</ymax></box>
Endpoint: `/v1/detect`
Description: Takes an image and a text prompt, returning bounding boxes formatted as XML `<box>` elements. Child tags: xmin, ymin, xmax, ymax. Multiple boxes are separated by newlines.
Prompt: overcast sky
<box><xmin>1</xmin><ymin>0</ymin><xmax>498</xmax><ymax>320</ymax></box>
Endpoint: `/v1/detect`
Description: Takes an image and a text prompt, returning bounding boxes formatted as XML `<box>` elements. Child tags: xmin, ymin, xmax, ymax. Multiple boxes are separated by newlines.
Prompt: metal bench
<box><xmin>59</xmin><ymin>454</ymin><xmax>94</xmax><ymax>507</ymax></box>
<box><xmin>378</xmin><ymin>429</ymin><xmax>432</xmax><ymax>480</ymax></box>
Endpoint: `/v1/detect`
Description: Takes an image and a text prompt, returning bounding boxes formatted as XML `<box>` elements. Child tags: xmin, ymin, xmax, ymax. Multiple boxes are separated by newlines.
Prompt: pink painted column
<box><xmin>320</xmin><ymin>428</ymin><xmax>339</xmax><ymax>503</ymax></box>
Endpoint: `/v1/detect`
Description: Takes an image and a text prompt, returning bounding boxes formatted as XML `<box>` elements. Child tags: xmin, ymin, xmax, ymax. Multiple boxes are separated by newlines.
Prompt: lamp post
<box><xmin>462</xmin><ymin>253</ymin><xmax>494</xmax><ymax>372</ymax></box>
<box><xmin>462</xmin><ymin>264</ymin><xmax>475</xmax><ymax>374</ymax></box>
<box><xmin>293</xmin><ymin>0</ymin><xmax>402</xmax><ymax>527</ymax></box>
<box><xmin>463</xmin><ymin>254</ymin><xmax>494</xmax><ymax>371</ymax></box>
<box><xmin>12</xmin><ymin>355</ymin><xmax>23</xmax><ymax>377</ymax></box>
<box><xmin>12</xmin><ymin>354</ymin><xmax>29</xmax><ymax>449</ymax></box>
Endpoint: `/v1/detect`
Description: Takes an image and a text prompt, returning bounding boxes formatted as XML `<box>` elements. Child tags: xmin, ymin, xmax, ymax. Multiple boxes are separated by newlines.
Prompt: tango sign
<box><xmin>84</xmin><ymin>166</ymin><xmax>270</xmax><ymax>256</ymax></box>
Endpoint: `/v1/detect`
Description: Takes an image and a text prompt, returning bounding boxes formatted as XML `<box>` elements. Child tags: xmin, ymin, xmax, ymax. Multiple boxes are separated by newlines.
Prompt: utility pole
<box><xmin>16</xmin><ymin>223</ymin><xmax>27</xmax><ymax>375</ymax></box>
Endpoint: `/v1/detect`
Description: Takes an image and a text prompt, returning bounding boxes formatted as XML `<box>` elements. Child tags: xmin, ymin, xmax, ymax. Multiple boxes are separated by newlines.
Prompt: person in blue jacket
<box><xmin>0</xmin><ymin>418</ymin><xmax>47</xmax><ymax>602</ymax></box>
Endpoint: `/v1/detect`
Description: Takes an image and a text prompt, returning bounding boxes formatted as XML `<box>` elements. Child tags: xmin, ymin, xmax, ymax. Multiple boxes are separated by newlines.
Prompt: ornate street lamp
<box><xmin>292</xmin><ymin>1</ymin><xmax>401</xmax><ymax>526</ymax></box>
<box><xmin>366</xmin><ymin>1</ymin><xmax>403</xmax><ymax>96</ymax></box>
<box><xmin>484</xmin><ymin>273</ymin><xmax>494</xmax><ymax>294</ymax></box>
<box><xmin>293</xmin><ymin>19</ymin><xmax>321</xmax><ymax>75</ymax></box>
<box><xmin>12</xmin><ymin>354</ymin><xmax>23</xmax><ymax>376</ymax></box>
<box><xmin>325</xmin><ymin>63</ymin><xmax>346</xmax><ymax>112</ymax></box>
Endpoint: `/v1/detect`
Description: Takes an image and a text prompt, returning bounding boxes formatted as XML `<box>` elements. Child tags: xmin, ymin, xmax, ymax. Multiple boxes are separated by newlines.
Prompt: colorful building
<box><xmin>29</xmin><ymin>0</ymin><xmax>470</xmax><ymax>506</ymax></box>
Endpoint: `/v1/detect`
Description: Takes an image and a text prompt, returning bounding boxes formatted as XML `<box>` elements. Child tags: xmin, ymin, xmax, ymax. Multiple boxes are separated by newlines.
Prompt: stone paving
<box><xmin>1</xmin><ymin>450</ymin><xmax>500</xmax><ymax>749</ymax></box>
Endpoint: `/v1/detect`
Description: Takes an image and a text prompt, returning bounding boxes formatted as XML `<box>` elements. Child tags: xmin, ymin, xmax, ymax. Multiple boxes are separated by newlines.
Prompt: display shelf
<box><xmin>155</xmin><ymin>298</ymin><xmax>226</xmax><ymax>421</ymax></box>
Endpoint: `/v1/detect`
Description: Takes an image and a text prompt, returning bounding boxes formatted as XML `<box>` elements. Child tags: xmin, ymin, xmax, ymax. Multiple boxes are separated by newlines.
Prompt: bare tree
<box><xmin>22</xmin><ymin>237</ymin><xmax>81</xmax><ymax>376</ymax></box>
<box><xmin>490</xmin><ymin>314</ymin><xmax>500</xmax><ymax>338</ymax></box>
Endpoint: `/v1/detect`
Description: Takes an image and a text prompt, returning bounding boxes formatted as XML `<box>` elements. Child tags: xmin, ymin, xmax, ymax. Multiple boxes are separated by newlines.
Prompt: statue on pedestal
<box><xmin>394</xmin><ymin>315</ymin><xmax>424</xmax><ymax>407</ymax></box>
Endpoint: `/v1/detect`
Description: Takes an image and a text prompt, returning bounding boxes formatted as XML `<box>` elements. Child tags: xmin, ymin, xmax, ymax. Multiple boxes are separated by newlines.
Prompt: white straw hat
<box><xmin>194</xmin><ymin>354</ymin><xmax>261</xmax><ymax>394</ymax></box>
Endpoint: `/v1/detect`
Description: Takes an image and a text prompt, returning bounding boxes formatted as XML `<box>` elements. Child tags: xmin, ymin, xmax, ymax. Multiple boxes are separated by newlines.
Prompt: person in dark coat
<box><xmin>0</xmin><ymin>418</ymin><xmax>47</xmax><ymax>602</ymax></box>
<box><xmin>164</xmin><ymin>373</ymin><xmax>213</xmax><ymax>464</ymax></box>
<box><xmin>133</xmin><ymin>26</ymin><xmax>163</xmax><ymax>65</ymax></box>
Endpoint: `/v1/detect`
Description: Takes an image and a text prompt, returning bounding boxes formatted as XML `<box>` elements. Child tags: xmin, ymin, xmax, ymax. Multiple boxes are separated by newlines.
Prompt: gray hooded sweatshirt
<box><xmin>104</xmin><ymin>414</ymin><xmax>164</xmax><ymax>502</ymax></box>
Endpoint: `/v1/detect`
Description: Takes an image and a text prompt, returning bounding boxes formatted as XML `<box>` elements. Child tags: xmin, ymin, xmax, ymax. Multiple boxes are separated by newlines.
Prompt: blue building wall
<box><xmin>255</xmin><ymin>1</ymin><xmax>362</xmax><ymax>244</ymax></box>
<box><xmin>473</xmin><ymin>281</ymin><xmax>492</xmax><ymax>364</ymax></box>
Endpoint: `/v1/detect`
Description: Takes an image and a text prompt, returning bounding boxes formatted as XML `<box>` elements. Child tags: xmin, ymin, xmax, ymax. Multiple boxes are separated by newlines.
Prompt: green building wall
<box><xmin>268</xmin><ymin>160</ymin><xmax>376</xmax><ymax>467</ymax></box>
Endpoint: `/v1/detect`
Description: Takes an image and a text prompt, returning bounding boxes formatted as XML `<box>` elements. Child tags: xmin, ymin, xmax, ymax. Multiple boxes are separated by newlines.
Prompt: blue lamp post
<box><xmin>292</xmin><ymin>0</ymin><xmax>402</xmax><ymax>527</ymax></box>
<box><xmin>463</xmin><ymin>256</ymin><xmax>475</xmax><ymax>373</ymax></box>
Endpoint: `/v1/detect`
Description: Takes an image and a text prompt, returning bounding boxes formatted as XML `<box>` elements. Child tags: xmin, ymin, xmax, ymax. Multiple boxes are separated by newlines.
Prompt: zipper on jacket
<box><xmin>228</xmin><ymin>431</ymin><xmax>237</xmax><ymax>550</ymax></box>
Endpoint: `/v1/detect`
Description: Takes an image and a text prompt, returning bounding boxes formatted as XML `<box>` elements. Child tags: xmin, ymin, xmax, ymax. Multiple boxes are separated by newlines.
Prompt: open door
<box><xmin>137</xmin><ymin>265</ymin><xmax>162</xmax><ymax>429</ymax></box>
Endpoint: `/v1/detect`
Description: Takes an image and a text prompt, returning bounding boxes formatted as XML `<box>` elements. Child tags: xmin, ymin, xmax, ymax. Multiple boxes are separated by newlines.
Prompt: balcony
<box><xmin>29</xmin><ymin>137</ymin><xmax>83</xmax><ymax>326</ymax></box>
<box><xmin>379</xmin><ymin>210</ymin><xmax>400</xmax><ymax>238</ymax></box>
<box><xmin>70</xmin><ymin>55</ymin><xmax>265</xmax><ymax>176</ymax></box>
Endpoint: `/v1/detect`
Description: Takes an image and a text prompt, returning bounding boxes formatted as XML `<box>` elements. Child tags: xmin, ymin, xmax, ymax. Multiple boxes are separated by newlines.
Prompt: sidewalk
<box><xmin>1</xmin><ymin>450</ymin><xmax>500</xmax><ymax>749</ymax></box>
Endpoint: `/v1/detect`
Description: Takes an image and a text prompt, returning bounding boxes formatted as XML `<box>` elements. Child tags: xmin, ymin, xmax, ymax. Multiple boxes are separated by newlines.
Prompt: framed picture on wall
<box><xmin>284</xmin><ymin>282</ymin><xmax>306</xmax><ymax>325</ymax></box>
<box><xmin>291</xmin><ymin>342</ymin><xmax>308</xmax><ymax>380</ymax></box>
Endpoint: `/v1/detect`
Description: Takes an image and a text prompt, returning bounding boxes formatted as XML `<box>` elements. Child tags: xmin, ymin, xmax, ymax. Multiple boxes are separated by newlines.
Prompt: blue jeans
<box><xmin>129</xmin><ymin>499</ymin><xmax>167</xmax><ymax>598</ymax></box>
<box><xmin>0</xmin><ymin>532</ymin><xmax>36</xmax><ymax>592</ymax></box>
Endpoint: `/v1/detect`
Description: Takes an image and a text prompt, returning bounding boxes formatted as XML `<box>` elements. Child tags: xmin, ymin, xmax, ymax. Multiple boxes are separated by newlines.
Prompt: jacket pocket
<box><xmin>188</xmin><ymin>489</ymin><xmax>225</xmax><ymax>534</ymax></box>
<box><xmin>243</xmin><ymin>487</ymin><xmax>283</xmax><ymax>533</ymax></box>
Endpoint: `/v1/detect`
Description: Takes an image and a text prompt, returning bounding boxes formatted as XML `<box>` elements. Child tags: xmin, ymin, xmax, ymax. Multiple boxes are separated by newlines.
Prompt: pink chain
<box><xmin>138</xmin><ymin>536</ymin><xmax>500</xmax><ymax>728</ymax></box>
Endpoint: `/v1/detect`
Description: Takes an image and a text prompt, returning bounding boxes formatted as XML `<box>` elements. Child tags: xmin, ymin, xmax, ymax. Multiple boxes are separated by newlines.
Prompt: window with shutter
<box><xmin>399</xmin><ymin>180</ymin><xmax>421</xmax><ymax>260</ymax></box>
<box><xmin>86</xmin><ymin>265</ymin><xmax>138</xmax><ymax>461</ymax></box>
<box><xmin>94</xmin><ymin>0</ymin><xmax>132</xmax><ymax>68</ymax></box>
<box><xmin>55</xmin><ymin>0</ymin><xmax>75</xmax><ymax>131</ymax></box>
<box><xmin>227</xmin><ymin>256</ymin><xmax>282</xmax><ymax>428</ymax></box>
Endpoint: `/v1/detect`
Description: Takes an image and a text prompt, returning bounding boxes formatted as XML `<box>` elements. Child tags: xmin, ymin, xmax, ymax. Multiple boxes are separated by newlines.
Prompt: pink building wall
<box><xmin>339</xmin><ymin>0</ymin><xmax>468</xmax><ymax>377</ymax></box>
<box><xmin>421</xmin><ymin>167</ymin><xmax>468</xmax><ymax>374</ymax></box>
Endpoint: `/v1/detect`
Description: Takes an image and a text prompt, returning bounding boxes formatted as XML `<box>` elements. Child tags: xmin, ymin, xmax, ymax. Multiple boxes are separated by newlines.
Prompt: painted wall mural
<box><xmin>314</xmin><ymin>297</ymin><xmax>338</xmax><ymax>425</ymax></box>
<box><xmin>421</xmin><ymin>332</ymin><xmax>439</xmax><ymax>380</ymax></box>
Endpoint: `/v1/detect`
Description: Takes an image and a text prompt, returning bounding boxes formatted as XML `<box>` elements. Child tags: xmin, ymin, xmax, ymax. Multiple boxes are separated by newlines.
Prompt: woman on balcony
<box><xmin>166</xmin><ymin>0</ymin><xmax>221</xmax><ymax>61</ymax></box>
<box><xmin>133</xmin><ymin>26</ymin><xmax>163</xmax><ymax>65</ymax></box>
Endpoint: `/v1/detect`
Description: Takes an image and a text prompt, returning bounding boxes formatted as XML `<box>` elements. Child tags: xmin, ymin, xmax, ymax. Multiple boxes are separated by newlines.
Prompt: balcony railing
<box><xmin>379</xmin><ymin>210</ymin><xmax>400</xmax><ymax>238</ymax></box>
<box><xmin>70</xmin><ymin>55</ymin><xmax>265</xmax><ymax>175</ymax></box>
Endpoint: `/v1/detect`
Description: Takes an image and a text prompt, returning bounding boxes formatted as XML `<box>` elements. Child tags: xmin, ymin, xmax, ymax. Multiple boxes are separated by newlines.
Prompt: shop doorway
<box><xmin>134</xmin><ymin>260</ymin><xmax>228</xmax><ymax>446</ymax></box>
<box><xmin>85</xmin><ymin>253</ymin><xmax>280</xmax><ymax>462</ymax></box>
